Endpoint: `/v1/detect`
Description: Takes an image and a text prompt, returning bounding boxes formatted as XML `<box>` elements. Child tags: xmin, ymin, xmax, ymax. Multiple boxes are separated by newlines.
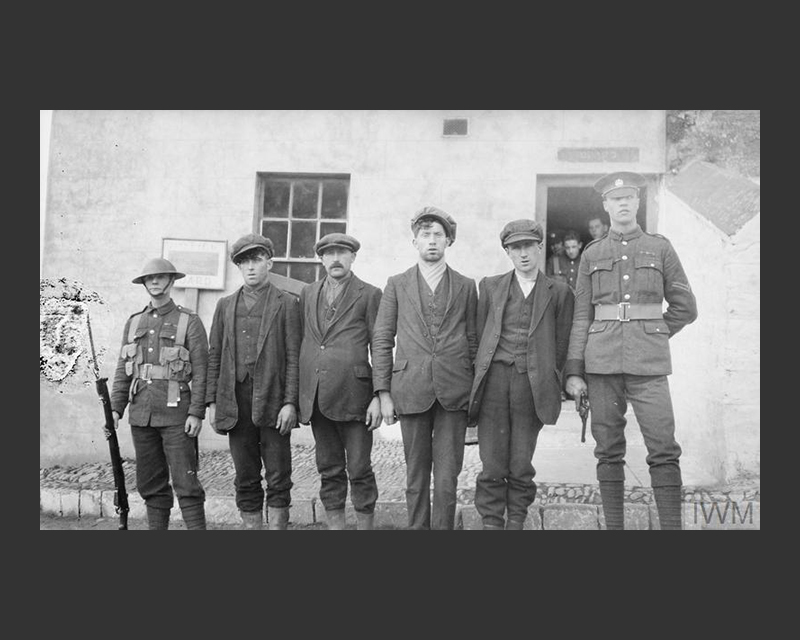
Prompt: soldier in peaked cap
<box><xmin>205</xmin><ymin>232</ymin><xmax>301</xmax><ymax>530</ymax></box>
<box><xmin>298</xmin><ymin>232</ymin><xmax>383</xmax><ymax>529</ymax></box>
<box><xmin>564</xmin><ymin>171</ymin><xmax>698</xmax><ymax>530</ymax></box>
<box><xmin>371</xmin><ymin>206</ymin><xmax>478</xmax><ymax>530</ymax></box>
<box><xmin>469</xmin><ymin>220</ymin><xmax>574</xmax><ymax>529</ymax></box>
<box><xmin>109</xmin><ymin>257</ymin><xmax>209</xmax><ymax>529</ymax></box>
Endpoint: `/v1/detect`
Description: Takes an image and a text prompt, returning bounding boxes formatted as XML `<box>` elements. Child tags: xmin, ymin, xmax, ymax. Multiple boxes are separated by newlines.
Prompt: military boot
<box><xmin>325</xmin><ymin>508</ymin><xmax>346</xmax><ymax>530</ymax></box>
<box><xmin>355</xmin><ymin>511</ymin><xmax>374</xmax><ymax>530</ymax></box>
<box><xmin>267</xmin><ymin>506</ymin><xmax>289</xmax><ymax>530</ymax></box>
<box><xmin>240</xmin><ymin>509</ymin><xmax>264</xmax><ymax>530</ymax></box>
<box><xmin>147</xmin><ymin>506</ymin><xmax>170</xmax><ymax>530</ymax></box>
<box><xmin>505</xmin><ymin>519</ymin><xmax>525</xmax><ymax>530</ymax></box>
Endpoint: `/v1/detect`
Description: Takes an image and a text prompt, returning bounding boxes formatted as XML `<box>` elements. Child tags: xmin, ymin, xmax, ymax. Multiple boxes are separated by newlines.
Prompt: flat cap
<box><xmin>500</xmin><ymin>219</ymin><xmax>544</xmax><ymax>247</ymax></box>
<box><xmin>315</xmin><ymin>232</ymin><xmax>361</xmax><ymax>256</ymax></box>
<box><xmin>231</xmin><ymin>233</ymin><xmax>274</xmax><ymax>262</ymax></box>
<box><xmin>594</xmin><ymin>171</ymin><xmax>646</xmax><ymax>197</ymax></box>
<box><xmin>132</xmin><ymin>257</ymin><xmax>185</xmax><ymax>284</ymax></box>
<box><xmin>411</xmin><ymin>205</ymin><xmax>457</xmax><ymax>242</ymax></box>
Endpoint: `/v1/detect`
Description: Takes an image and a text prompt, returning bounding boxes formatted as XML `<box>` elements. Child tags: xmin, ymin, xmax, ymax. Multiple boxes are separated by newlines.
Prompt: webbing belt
<box><xmin>594</xmin><ymin>303</ymin><xmax>662</xmax><ymax>322</ymax></box>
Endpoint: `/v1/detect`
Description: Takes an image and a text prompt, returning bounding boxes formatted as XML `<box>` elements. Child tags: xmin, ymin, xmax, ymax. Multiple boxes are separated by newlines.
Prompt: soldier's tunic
<box><xmin>564</xmin><ymin>225</ymin><xmax>697</xmax><ymax>486</ymax></box>
<box><xmin>110</xmin><ymin>300</ymin><xmax>208</xmax><ymax>510</ymax></box>
<box><xmin>547</xmin><ymin>253</ymin><xmax>581</xmax><ymax>291</ymax></box>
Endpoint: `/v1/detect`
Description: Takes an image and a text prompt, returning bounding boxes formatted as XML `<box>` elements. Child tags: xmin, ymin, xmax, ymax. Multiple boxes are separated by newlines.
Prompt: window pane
<box><xmin>263</xmin><ymin>181</ymin><xmax>290</xmax><ymax>218</ymax></box>
<box><xmin>321</xmin><ymin>181</ymin><xmax>348</xmax><ymax>219</ymax></box>
<box><xmin>290</xmin><ymin>221</ymin><xmax>317</xmax><ymax>258</ymax></box>
<box><xmin>292</xmin><ymin>180</ymin><xmax>319</xmax><ymax>219</ymax></box>
<box><xmin>270</xmin><ymin>262</ymin><xmax>288</xmax><ymax>277</ymax></box>
<box><xmin>290</xmin><ymin>262</ymin><xmax>319</xmax><ymax>284</ymax></box>
<box><xmin>261</xmin><ymin>220</ymin><xmax>288</xmax><ymax>258</ymax></box>
<box><xmin>320</xmin><ymin>221</ymin><xmax>347</xmax><ymax>237</ymax></box>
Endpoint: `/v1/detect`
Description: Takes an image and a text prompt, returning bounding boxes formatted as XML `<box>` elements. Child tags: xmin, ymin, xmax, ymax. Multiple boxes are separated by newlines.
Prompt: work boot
<box><xmin>653</xmin><ymin>485</ymin><xmax>683</xmax><ymax>530</ymax></box>
<box><xmin>324</xmin><ymin>508</ymin><xmax>346</xmax><ymax>530</ymax></box>
<box><xmin>482</xmin><ymin>520</ymin><xmax>504</xmax><ymax>530</ymax></box>
<box><xmin>599</xmin><ymin>481</ymin><xmax>625</xmax><ymax>530</ymax></box>
<box><xmin>181</xmin><ymin>503</ymin><xmax>207</xmax><ymax>530</ymax></box>
<box><xmin>146</xmin><ymin>505</ymin><xmax>170</xmax><ymax>530</ymax></box>
<box><xmin>355</xmin><ymin>511</ymin><xmax>374</xmax><ymax>530</ymax></box>
<box><xmin>267</xmin><ymin>506</ymin><xmax>289</xmax><ymax>530</ymax></box>
<box><xmin>240</xmin><ymin>509</ymin><xmax>264</xmax><ymax>530</ymax></box>
<box><xmin>505</xmin><ymin>519</ymin><xmax>525</xmax><ymax>530</ymax></box>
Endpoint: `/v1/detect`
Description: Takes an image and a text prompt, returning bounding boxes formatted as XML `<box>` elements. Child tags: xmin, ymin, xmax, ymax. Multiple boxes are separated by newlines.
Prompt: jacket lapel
<box><xmin>257</xmin><ymin>282</ymin><xmax>282</xmax><ymax>353</ymax></box>
<box><xmin>307</xmin><ymin>279</ymin><xmax>325</xmax><ymax>343</ymax></box>
<box><xmin>494</xmin><ymin>271</ymin><xmax>514</xmax><ymax>328</ymax></box>
<box><xmin>224</xmin><ymin>289</ymin><xmax>239</xmax><ymax>352</ymax></box>
<box><xmin>442</xmin><ymin>266</ymin><xmax>464</xmax><ymax>322</ymax></box>
<box><xmin>324</xmin><ymin>275</ymin><xmax>363</xmax><ymax>337</ymax></box>
<box><xmin>400</xmin><ymin>266</ymin><xmax>426</xmax><ymax>325</ymax></box>
<box><xmin>529</xmin><ymin>270</ymin><xmax>552</xmax><ymax>336</ymax></box>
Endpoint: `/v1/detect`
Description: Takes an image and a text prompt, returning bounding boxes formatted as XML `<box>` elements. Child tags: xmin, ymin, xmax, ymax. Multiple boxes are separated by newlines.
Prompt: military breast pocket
<box><xmin>634</xmin><ymin>253</ymin><xmax>664</xmax><ymax>297</ymax></box>
<box><xmin>589</xmin><ymin>258</ymin><xmax>615</xmax><ymax>295</ymax></box>
<box><xmin>392</xmin><ymin>360</ymin><xmax>408</xmax><ymax>375</ymax></box>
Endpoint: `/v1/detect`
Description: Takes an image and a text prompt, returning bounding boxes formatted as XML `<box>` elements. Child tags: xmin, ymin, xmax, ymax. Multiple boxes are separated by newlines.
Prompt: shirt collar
<box><xmin>608</xmin><ymin>225</ymin><xmax>643</xmax><ymax>242</ymax></box>
<box><xmin>325</xmin><ymin>271</ymin><xmax>352</xmax><ymax>288</ymax></box>
<box><xmin>147</xmin><ymin>299</ymin><xmax>177</xmax><ymax>316</ymax></box>
<box><xmin>514</xmin><ymin>269</ymin><xmax>537</xmax><ymax>283</ymax></box>
<box><xmin>243</xmin><ymin>280</ymin><xmax>270</xmax><ymax>295</ymax></box>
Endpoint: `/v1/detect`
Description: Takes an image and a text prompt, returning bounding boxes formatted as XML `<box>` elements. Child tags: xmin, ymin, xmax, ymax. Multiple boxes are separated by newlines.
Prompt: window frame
<box><xmin>254</xmin><ymin>172</ymin><xmax>350</xmax><ymax>283</ymax></box>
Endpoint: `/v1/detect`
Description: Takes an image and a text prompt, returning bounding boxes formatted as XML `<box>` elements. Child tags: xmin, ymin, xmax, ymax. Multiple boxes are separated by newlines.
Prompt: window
<box><xmin>256</xmin><ymin>173</ymin><xmax>350</xmax><ymax>283</ymax></box>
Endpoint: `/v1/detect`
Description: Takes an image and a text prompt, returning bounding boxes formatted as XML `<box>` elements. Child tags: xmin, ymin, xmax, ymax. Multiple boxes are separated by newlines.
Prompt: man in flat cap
<box><xmin>371</xmin><ymin>206</ymin><xmax>478</xmax><ymax>530</ymax></box>
<box><xmin>565</xmin><ymin>172</ymin><xmax>698</xmax><ymax>530</ymax></box>
<box><xmin>110</xmin><ymin>257</ymin><xmax>209</xmax><ymax>529</ymax></box>
<box><xmin>205</xmin><ymin>233</ymin><xmax>301</xmax><ymax>530</ymax></box>
<box><xmin>547</xmin><ymin>229</ymin><xmax>584</xmax><ymax>293</ymax></box>
<box><xmin>298</xmin><ymin>233</ymin><xmax>383</xmax><ymax>529</ymax></box>
<box><xmin>469</xmin><ymin>220</ymin><xmax>574</xmax><ymax>529</ymax></box>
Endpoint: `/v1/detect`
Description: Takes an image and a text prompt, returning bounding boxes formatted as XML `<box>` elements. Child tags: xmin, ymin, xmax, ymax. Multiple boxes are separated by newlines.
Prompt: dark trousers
<box><xmin>228</xmin><ymin>376</ymin><xmax>293</xmax><ymax>512</ymax></box>
<box><xmin>399</xmin><ymin>400</ymin><xmax>467</xmax><ymax>530</ymax></box>
<box><xmin>131</xmin><ymin>423</ymin><xmax>205</xmax><ymax>510</ymax></box>
<box><xmin>586</xmin><ymin>373</ymin><xmax>682</xmax><ymax>487</ymax></box>
<box><xmin>474</xmin><ymin>362</ymin><xmax>543</xmax><ymax>528</ymax></box>
<box><xmin>310</xmin><ymin>401</ymin><xmax>378</xmax><ymax>514</ymax></box>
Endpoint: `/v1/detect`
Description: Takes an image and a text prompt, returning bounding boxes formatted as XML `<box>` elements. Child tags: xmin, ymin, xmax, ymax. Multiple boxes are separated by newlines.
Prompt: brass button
<box><xmin>622</xmin><ymin>255</ymin><xmax>628</xmax><ymax>260</ymax></box>
<box><xmin>624</xmin><ymin>294</ymin><xmax>631</xmax><ymax>300</ymax></box>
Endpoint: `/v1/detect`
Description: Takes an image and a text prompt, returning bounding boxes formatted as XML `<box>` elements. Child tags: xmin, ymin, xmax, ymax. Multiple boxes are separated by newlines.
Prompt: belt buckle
<box><xmin>618</xmin><ymin>302</ymin><xmax>630</xmax><ymax>322</ymax></box>
<box><xmin>140</xmin><ymin>363</ymin><xmax>153</xmax><ymax>380</ymax></box>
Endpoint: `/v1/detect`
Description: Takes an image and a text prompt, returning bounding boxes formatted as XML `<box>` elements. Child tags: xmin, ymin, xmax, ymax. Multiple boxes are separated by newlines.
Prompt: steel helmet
<box><xmin>132</xmin><ymin>257</ymin><xmax>186</xmax><ymax>284</ymax></box>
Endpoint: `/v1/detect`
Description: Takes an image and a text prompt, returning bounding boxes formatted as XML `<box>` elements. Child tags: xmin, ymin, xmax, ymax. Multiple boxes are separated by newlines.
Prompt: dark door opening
<box><xmin>544</xmin><ymin>185</ymin><xmax>647</xmax><ymax>263</ymax></box>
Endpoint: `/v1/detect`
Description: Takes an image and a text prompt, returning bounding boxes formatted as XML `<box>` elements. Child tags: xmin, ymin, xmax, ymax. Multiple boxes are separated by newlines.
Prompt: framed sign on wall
<box><xmin>161</xmin><ymin>238</ymin><xmax>227</xmax><ymax>290</ymax></box>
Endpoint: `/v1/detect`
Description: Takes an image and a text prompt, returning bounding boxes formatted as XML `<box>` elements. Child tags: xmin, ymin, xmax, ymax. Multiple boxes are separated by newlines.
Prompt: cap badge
<box><xmin>614</xmin><ymin>178</ymin><xmax>624</xmax><ymax>187</ymax></box>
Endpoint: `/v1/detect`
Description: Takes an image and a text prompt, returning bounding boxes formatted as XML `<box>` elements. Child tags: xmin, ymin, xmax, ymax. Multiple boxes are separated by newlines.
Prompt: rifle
<box><xmin>86</xmin><ymin>313</ymin><xmax>129</xmax><ymax>530</ymax></box>
<box><xmin>577</xmin><ymin>392</ymin><xmax>590</xmax><ymax>444</ymax></box>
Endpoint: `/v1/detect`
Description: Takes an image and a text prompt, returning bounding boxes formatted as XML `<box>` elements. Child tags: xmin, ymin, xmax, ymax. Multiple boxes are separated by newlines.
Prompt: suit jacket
<box><xmin>205</xmin><ymin>281</ymin><xmax>300</xmax><ymax>431</ymax></box>
<box><xmin>469</xmin><ymin>270</ymin><xmax>574</xmax><ymax>426</ymax></box>
<box><xmin>298</xmin><ymin>273</ymin><xmax>382</xmax><ymax>424</ymax></box>
<box><xmin>372</xmin><ymin>264</ymin><xmax>478</xmax><ymax>414</ymax></box>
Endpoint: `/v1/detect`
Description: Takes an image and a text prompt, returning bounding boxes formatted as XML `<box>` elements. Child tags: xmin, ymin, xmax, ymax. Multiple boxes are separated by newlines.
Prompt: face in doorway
<box><xmin>143</xmin><ymin>273</ymin><xmax>175</xmax><ymax>301</ymax></box>
<box><xmin>412</xmin><ymin>220</ymin><xmax>451</xmax><ymax>263</ymax></box>
<box><xmin>602</xmin><ymin>188</ymin><xmax>640</xmax><ymax>230</ymax></box>
<box><xmin>587</xmin><ymin>217</ymin><xmax>609</xmax><ymax>240</ymax></box>
<box><xmin>505</xmin><ymin>240</ymin><xmax>541</xmax><ymax>276</ymax></box>
<box><xmin>564</xmin><ymin>239</ymin><xmax>582</xmax><ymax>260</ymax></box>
<box><xmin>320</xmin><ymin>247</ymin><xmax>356</xmax><ymax>281</ymax></box>
<box><xmin>235</xmin><ymin>249</ymin><xmax>272</xmax><ymax>288</ymax></box>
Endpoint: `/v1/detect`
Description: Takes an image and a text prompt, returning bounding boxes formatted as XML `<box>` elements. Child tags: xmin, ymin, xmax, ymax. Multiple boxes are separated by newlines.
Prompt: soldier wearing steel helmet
<box><xmin>109</xmin><ymin>257</ymin><xmax>210</xmax><ymax>530</ymax></box>
<box><xmin>564</xmin><ymin>171</ymin><xmax>698</xmax><ymax>530</ymax></box>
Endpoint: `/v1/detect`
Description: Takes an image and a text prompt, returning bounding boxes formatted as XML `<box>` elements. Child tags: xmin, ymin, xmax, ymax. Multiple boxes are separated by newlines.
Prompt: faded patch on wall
<box><xmin>40</xmin><ymin>278</ymin><xmax>106</xmax><ymax>385</ymax></box>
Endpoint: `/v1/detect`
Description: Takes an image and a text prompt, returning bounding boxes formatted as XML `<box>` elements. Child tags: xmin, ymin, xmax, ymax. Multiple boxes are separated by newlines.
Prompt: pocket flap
<box><xmin>635</xmin><ymin>254</ymin><xmax>663</xmax><ymax>271</ymax></box>
<box><xmin>121</xmin><ymin>343</ymin><xmax>138</xmax><ymax>358</ymax></box>
<box><xmin>392</xmin><ymin>359</ymin><xmax>408</xmax><ymax>372</ymax></box>
<box><xmin>588</xmin><ymin>321</ymin><xmax>609</xmax><ymax>334</ymax></box>
<box><xmin>354</xmin><ymin>365</ymin><xmax>372</xmax><ymax>379</ymax></box>
<box><xmin>642</xmin><ymin>320</ymin><xmax>670</xmax><ymax>335</ymax></box>
<box><xmin>589</xmin><ymin>258</ymin><xmax>614</xmax><ymax>272</ymax></box>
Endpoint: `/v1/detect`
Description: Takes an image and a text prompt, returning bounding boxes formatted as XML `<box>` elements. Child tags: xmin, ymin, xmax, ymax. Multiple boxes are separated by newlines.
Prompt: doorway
<box><xmin>536</xmin><ymin>174</ymin><xmax>656</xmax><ymax>266</ymax></box>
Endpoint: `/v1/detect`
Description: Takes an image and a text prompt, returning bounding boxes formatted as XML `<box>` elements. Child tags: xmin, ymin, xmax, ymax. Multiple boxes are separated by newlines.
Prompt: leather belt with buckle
<box><xmin>594</xmin><ymin>302</ymin><xmax>662</xmax><ymax>322</ymax></box>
